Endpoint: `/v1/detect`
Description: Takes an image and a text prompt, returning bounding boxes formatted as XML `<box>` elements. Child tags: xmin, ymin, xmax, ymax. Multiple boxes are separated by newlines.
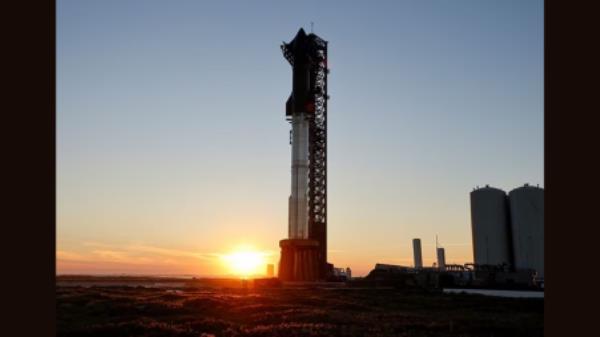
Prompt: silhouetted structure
<box><xmin>437</xmin><ymin>247</ymin><xmax>446</xmax><ymax>271</ymax></box>
<box><xmin>413</xmin><ymin>238</ymin><xmax>423</xmax><ymax>269</ymax></box>
<box><xmin>332</xmin><ymin>267</ymin><xmax>351</xmax><ymax>279</ymax></box>
<box><xmin>279</xmin><ymin>239</ymin><xmax>320</xmax><ymax>281</ymax></box>
<box><xmin>470</xmin><ymin>185</ymin><xmax>513</xmax><ymax>266</ymax></box>
<box><xmin>470</xmin><ymin>184</ymin><xmax>544</xmax><ymax>278</ymax></box>
<box><xmin>362</xmin><ymin>263</ymin><xmax>538</xmax><ymax>290</ymax></box>
<box><xmin>508</xmin><ymin>184</ymin><xmax>544</xmax><ymax>277</ymax></box>
<box><xmin>278</xmin><ymin>28</ymin><xmax>330</xmax><ymax>281</ymax></box>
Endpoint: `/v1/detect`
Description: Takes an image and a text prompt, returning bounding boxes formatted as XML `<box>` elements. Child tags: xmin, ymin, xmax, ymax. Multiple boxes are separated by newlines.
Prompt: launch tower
<box><xmin>278</xmin><ymin>28</ymin><xmax>330</xmax><ymax>281</ymax></box>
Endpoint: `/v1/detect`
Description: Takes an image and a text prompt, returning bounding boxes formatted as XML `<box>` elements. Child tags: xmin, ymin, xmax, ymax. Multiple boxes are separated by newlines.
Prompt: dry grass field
<box><xmin>57</xmin><ymin>279</ymin><xmax>543</xmax><ymax>337</ymax></box>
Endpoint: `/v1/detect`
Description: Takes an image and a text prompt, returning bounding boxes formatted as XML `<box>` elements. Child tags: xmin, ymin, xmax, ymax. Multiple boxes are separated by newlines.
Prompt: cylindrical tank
<box><xmin>437</xmin><ymin>247</ymin><xmax>446</xmax><ymax>270</ymax></box>
<box><xmin>508</xmin><ymin>184</ymin><xmax>544</xmax><ymax>277</ymax></box>
<box><xmin>470</xmin><ymin>185</ymin><xmax>513</xmax><ymax>267</ymax></box>
<box><xmin>413</xmin><ymin>238</ymin><xmax>423</xmax><ymax>269</ymax></box>
<box><xmin>266</xmin><ymin>264</ymin><xmax>275</xmax><ymax>278</ymax></box>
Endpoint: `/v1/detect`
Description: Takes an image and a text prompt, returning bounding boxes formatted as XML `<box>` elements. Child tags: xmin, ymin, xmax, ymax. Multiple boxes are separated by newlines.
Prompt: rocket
<box><xmin>281</xmin><ymin>28</ymin><xmax>325</xmax><ymax>240</ymax></box>
<box><xmin>280</xmin><ymin>28</ymin><xmax>329</xmax><ymax>280</ymax></box>
<box><xmin>282</xmin><ymin>28</ymin><xmax>312</xmax><ymax>239</ymax></box>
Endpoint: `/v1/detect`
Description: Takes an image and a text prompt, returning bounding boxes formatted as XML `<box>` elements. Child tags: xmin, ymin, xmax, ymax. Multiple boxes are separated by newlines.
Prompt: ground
<box><xmin>56</xmin><ymin>279</ymin><xmax>543</xmax><ymax>337</ymax></box>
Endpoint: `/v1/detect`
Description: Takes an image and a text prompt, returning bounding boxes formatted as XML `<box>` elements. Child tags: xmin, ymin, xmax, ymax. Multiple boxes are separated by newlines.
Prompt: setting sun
<box><xmin>221</xmin><ymin>249</ymin><xmax>268</xmax><ymax>277</ymax></box>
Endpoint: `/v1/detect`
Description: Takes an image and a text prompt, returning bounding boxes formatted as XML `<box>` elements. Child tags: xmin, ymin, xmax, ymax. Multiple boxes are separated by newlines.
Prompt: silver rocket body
<box><xmin>288</xmin><ymin>113</ymin><xmax>310</xmax><ymax>239</ymax></box>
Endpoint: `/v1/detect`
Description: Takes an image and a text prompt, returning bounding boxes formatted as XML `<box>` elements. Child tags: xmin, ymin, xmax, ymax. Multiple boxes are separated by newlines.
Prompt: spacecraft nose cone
<box><xmin>285</xmin><ymin>28</ymin><xmax>309</xmax><ymax>50</ymax></box>
<box><xmin>295</xmin><ymin>28</ymin><xmax>307</xmax><ymax>38</ymax></box>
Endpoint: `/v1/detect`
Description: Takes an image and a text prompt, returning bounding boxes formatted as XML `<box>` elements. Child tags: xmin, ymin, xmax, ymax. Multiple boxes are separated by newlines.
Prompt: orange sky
<box><xmin>56</xmin><ymin>240</ymin><xmax>473</xmax><ymax>277</ymax></box>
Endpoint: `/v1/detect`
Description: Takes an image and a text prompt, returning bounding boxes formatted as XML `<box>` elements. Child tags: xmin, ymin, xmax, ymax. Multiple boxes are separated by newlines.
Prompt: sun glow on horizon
<box><xmin>221</xmin><ymin>247</ymin><xmax>269</xmax><ymax>278</ymax></box>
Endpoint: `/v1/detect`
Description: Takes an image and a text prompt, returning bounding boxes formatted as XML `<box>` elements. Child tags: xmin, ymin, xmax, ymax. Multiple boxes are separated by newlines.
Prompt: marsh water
<box><xmin>443</xmin><ymin>288</ymin><xmax>544</xmax><ymax>298</ymax></box>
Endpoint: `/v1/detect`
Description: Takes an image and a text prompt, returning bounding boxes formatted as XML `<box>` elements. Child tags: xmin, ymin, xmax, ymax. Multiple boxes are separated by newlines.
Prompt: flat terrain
<box><xmin>57</xmin><ymin>279</ymin><xmax>543</xmax><ymax>337</ymax></box>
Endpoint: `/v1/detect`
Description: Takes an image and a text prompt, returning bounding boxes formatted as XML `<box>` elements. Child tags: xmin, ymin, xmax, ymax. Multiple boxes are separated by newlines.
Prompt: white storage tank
<box><xmin>470</xmin><ymin>185</ymin><xmax>513</xmax><ymax>266</ymax></box>
<box><xmin>508</xmin><ymin>184</ymin><xmax>544</xmax><ymax>277</ymax></box>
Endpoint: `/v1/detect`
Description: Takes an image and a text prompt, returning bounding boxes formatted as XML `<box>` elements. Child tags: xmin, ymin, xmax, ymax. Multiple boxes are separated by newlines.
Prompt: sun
<box><xmin>221</xmin><ymin>248</ymin><xmax>267</xmax><ymax>278</ymax></box>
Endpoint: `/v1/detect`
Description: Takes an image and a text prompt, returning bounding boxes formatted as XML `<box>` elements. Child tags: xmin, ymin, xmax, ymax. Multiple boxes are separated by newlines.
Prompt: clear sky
<box><xmin>57</xmin><ymin>0</ymin><xmax>543</xmax><ymax>276</ymax></box>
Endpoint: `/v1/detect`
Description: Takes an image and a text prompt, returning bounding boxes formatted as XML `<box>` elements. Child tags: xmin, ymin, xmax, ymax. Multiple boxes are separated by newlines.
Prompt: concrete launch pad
<box><xmin>278</xmin><ymin>239</ymin><xmax>320</xmax><ymax>282</ymax></box>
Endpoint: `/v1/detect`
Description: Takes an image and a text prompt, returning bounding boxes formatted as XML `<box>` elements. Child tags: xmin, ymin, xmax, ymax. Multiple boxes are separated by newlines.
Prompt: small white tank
<box><xmin>509</xmin><ymin>184</ymin><xmax>544</xmax><ymax>277</ymax></box>
<box><xmin>470</xmin><ymin>186</ymin><xmax>512</xmax><ymax>266</ymax></box>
